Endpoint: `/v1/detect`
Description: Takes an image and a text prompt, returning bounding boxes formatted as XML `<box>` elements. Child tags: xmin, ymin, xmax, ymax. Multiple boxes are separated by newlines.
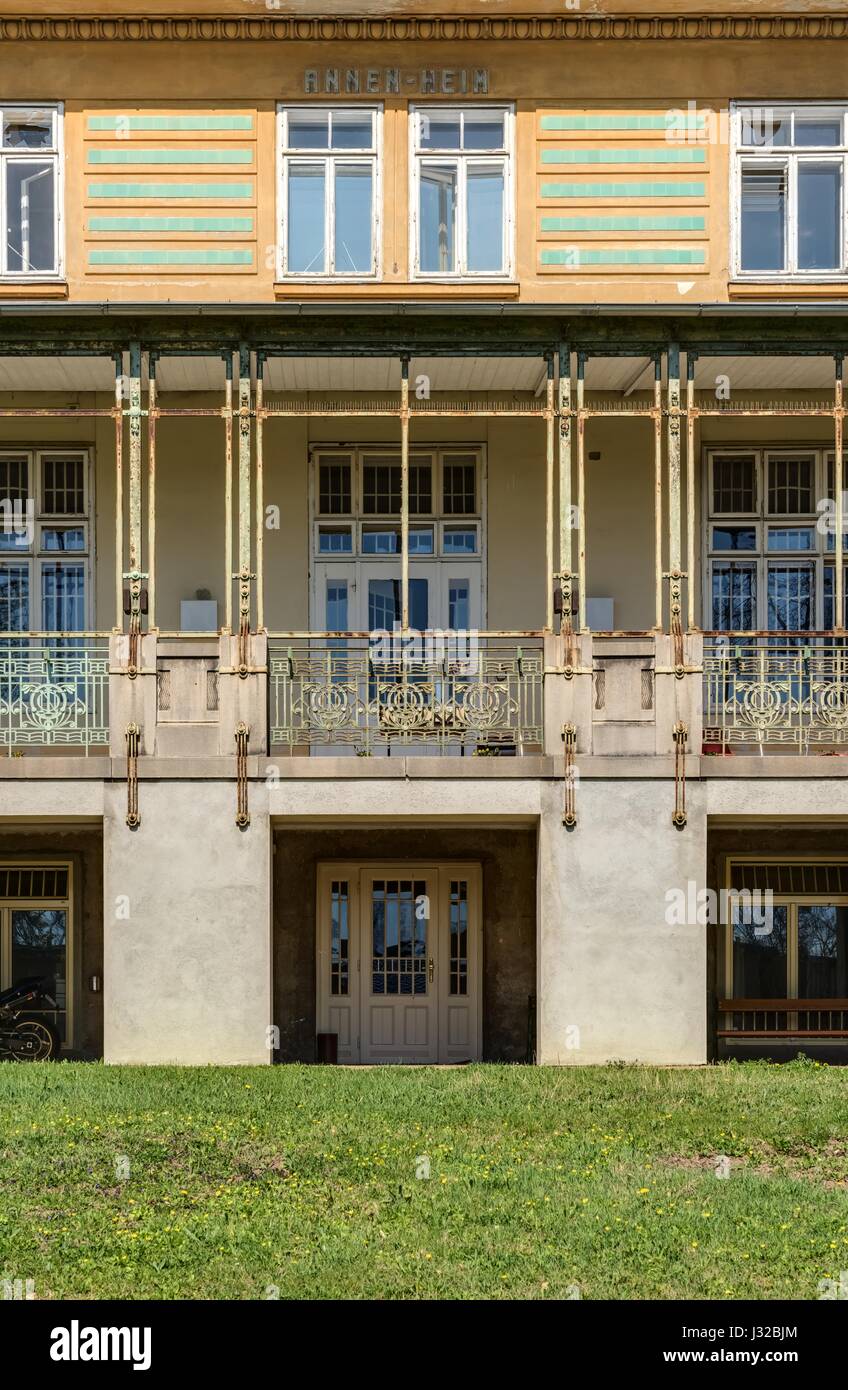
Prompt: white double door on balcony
<box><xmin>314</xmin><ymin>560</ymin><xmax>483</xmax><ymax>635</ymax></box>
<box><xmin>316</xmin><ymin>863</ymin><xmax>482</xmax><ymax>1064</ymax></box>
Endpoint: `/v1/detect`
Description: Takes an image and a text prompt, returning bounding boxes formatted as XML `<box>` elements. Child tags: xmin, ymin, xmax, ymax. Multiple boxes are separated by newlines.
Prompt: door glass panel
<box><xmin>798</xmin><ymin>906</ymin><xmax>848</xmax><ymax>998</ymax></box>
<box><xmin>41</xmin><ymin>562</ymin><xmax>84</xmax><ymax>631</ymax></box>
<box><xmin>798</xmin><ymin>164</ymin><xmax>841</xmax><ymax>270</ymax></box>
<box><xmin>767</xmin><ymin>564</ymin><xmax>814</xmax><ymax>631</ymax></box>
<box><xmin>448</xmin><ymin>578</ymin><xmax>470</xmax><ymax>629</ymax></box>
<box><xmin>449</xmin><ymin>880</ymin><xmax>468</xmax><ymax>995</ymax></box>
<box><xmin>325</xmin><ymin>578</ymin><xmax>348</xmax><ymax>630</ymax></box>
<box><xmin>712</xmin><ymin>562</ymin><xmax>756</xmax><ymax>630</ymax></box>
<box><xmin>367</xmin><ymin>578</ymin><xmax>428</xmax><ymax>631</ymax></box>
<box><xmin>330</xmin><ymin>880</ymin><xmax>349</xmax><ymax>996</ymax></box>
<box><xmin>0</xmin><ymin>563</ymin><xmax>29</xmax><ymax>631</ymax></box>
<box><xmin>732</xmin><ymin>904</ymin><xmax>788</xmax><ymax>998</ymax></box>
<box><xmin>11</xmin><ymin>907</ymin><xmax>66</xmax><ymax>1040</ymax></box>
<box><xmin>371</xmin><ymin>879</ymin><xmax>427</xmax><ymax>995</ymax></box>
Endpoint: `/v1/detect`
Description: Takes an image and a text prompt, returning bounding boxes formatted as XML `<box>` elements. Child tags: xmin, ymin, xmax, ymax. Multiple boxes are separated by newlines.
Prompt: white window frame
<box><xmin>0</xmin><ymin>448</ymin><xmax>93</xmax><ymax>631</ymax></box>
<box><xmin>731</xmin><ymin>101</ymin><xmax>848</xmax><ymax>281</ymax></box>
<box><xmin>0</xmin><ymin>103</ymin><xmax>63</xmax><ymax>281</ymax></box>
<box><xmin>410</xmin><ymin>104</ymin><xmax>514</xmax><ymax>281</ymax></box>
<box><xmin>276</xmin><ymin>103</ymin><xmax>382</xmax><ymax>282</ymax></box>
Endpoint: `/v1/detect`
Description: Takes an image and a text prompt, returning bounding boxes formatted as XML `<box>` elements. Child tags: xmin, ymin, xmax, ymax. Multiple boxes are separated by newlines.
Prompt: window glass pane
<box><xmin>362</xmin><ymin>460</ymin><xmax>430</xmax><ymax>515</ymax></box>
<box><xmin>823</xmin><ymin>567</ymin><xmax>848</xmax><ymax>629</ymax></box>
<box><xmin>5</xmin><ymin>161</ymin><xmax>55</xmax><ymax>273</ymax></box>
<box><xmin>740</xmin><ymin>111</ymin><xmax>790</xmax><ymax>147</ymax></box>
<box><xmin>361</xmin><ymin>525</ymin><xmax>434</xmax><ymax>556</ymax></box>
<box><xmin>444</xmin><ymin>526</ymin><xmax>478</xmax><ymax>554</ymax></box>
<box><xmin>419</xmin><ymin>164</ymin><xmax>457</xmax><ymax>272</ymax></box>
<box><xmin>443</xmin><ymin>459</ymin><xmax>476</xmax><ymax>514</ymax></box>
<box><xmin>767</xmin><ymin>526</ymin><xmax>815</xmax><ymax>552</ymax></box>
<box><xmin>794</xmin><ymin>116</ymin><xmax>842</xmax><ymax>147</ymax></box>
<box><xmin>712</xmin><ymin>526</ymin><xmax>757</xmax><ymax>551</ymax></box>
<box><xmin>0</xmin><ymin>563</ymin><xmax>29</xmax><ymax>630</ymax></box>
<box><xmin>448</xmin><ymin>578</ymin><xmax>470</xmax><ymax>629</ymax></box>
<box><xmin>11</xmin><ymin>909</ymin><xmax>67</xmax><ymax>1042</ymax></box>
<box><xmin>767</xmin><ymin>455</ymin><xmax>813</xmax><ymax>514</ymax></box>
<box><xmin>330</xmin><ymin>881</ymin><xmax>349</xmax><ymax>997</ymax></box>
<box><xmin>41</xmin><ymin>562</ymin><xmax>85</xmax><ymax>631</ymax></box>
<box><xmin>317</xmin><ymin>525</ymin><xmax>352</xmax><ymax>555</ymax></box>
<box><xmin>732</xmin><ymin>904</ymin><xmax>787</xmax><ymax>998</ymax></box>
<box><xmin>449</xmin><ymin>880</ymin><xmax>468</xmax><ymax>996</ymax></box>
<box><xmin>325</xmin><ymin>578</ymin><xmax>348</xmax><ymax>630</ymax></box>
<box><xmin>767</xmin><ymin>563</ymin><xmax>814</xmax><ymax>631</ymax></box>
<box><xmin>42</xmin><ymin>457</ymin><xmax>84</xmax><ymax>515</ymax></box>
<box><xmin>419</xmin><ymin>112</ymin><xmax>461</xmax><ymax>150</ymax></box>
<box><xmin>318</xmin><ymin>459</ymin><xmax>351</xmax><ymax>515</ymax></box>
<box><xmin>0</xmin><ymin>456</ymin><xmax>32</xmax><ymax>552</ymax></box>
<box><xmin>287</xmin><ymin>112</ymin><xmax>330</xmax><ymax>149</ymax></box>
<box><xmin>464</xmin><ymin>114</ymin><xmax>505</xmax><ymax>150</ymax></box>
<box><xmin>287</xmin><ymin>164</ymin><xmax>326</xmax><ymax>273</ymax></box>
<box><xmin>798</xmin><ymin>164</ymin><xmax>841</xmax><ymax>271</ymax></box>
<box><xmin>798</xmin><ymin>906</ymin><xmax>848</xmax><ymax>999</ymax></box>
<box><xmin>3</xmin><ymin>108</ymin><xmax>53</xmax><ymax>149</ymax></box>
<box><xmin>334</xmin><ymin>165</ymin><xmax>373</xmax><ymax>273</ymax></box>
<box><xmin>740</xmin><ymin>167</ymin><xmax>786</xmax><ymax>272</ymax></box>
<box><xmin>712</xmin><ymin>563</ymin><xmax>756</xmax><ymax>630</ymax></box>
<box><xmin>466</xmin><ymin>165</ymin><xmax>504</xmax><ymax>273</ymax></box>
<box><xmin>712</xmin><ymin>454</ymin><xmax>756</xmax><ymax>513</ymax></box>
<box><xmin>331</xmin><ymin>112</ymin><xmax>373</xmax><ymax>150</ymax></box>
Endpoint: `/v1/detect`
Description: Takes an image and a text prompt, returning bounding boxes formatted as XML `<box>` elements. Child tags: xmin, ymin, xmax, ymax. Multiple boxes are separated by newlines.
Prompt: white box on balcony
<box><xmin>587</xmin><ymin>597</ymin><xmax>614</xmax><ymax>631</ymax></box>
<box><xmin>180</xmin><ymin>599</ymin><xmax>218</xmax><ymax>632</ymax></box>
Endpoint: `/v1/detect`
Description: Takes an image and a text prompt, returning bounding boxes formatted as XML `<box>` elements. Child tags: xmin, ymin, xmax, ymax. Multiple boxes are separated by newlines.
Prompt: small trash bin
<box><xmin>316</xmin><ymin>1032</ymin><xmax>338</xmax><ymax>1064</ymax></box>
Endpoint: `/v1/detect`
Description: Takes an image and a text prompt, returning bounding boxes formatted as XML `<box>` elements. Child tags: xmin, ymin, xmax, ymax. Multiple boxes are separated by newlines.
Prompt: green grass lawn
<box><xmin>1</xmin><ymin>1060</ymin><xmax>847</xmax><ymax>1300</ymax></box>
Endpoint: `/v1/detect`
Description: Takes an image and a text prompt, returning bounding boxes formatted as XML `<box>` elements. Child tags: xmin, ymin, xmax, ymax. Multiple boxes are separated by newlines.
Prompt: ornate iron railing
<box><xmin>0</xmin><ymin>640</ymin><xmax>110</xmax><ymax>752</ymax></box>
<box><xmin>703</xmin><ymin>636</ymin><xmax>848</xmax><ymax>754</ymax></box>
<box><xmin>268</xmin><ymin>639</ymin><xmax>544</xmax><ymax>754</ymax></box>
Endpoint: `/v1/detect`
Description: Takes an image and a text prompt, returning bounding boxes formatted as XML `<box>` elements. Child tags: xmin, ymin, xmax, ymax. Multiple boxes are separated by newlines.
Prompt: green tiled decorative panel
<box><xmin>87</xmin><ymin>182</ymin><xmax>254</xmax><ymax>199</ymax></box>
<box><xmin>541</xmin><ymin>248</ymin><xmax>706</xmax><ymax>266</ymax></box>
<box><xmin>541</xmin><ymin>214</ymin><xmax>706</xmax><ymax>232</ymax></box>
<box><xmin>87</xmin><ymin>149</ymin><xmax>253</xmax><ymax>164</ymax></box>
<box><xmin>88</xmin><ymin>115</ymin><xmax>253</xmax><ymax>131</ymax></box>
<box><xmin>541</xmin><ymin>115</ymin><xmax>705</xmax><ymax>131</ymax></box>
<box><xmin>541</xmin><ymin>147</ymin><xmax>707</xmax><ymax>164</ymax></box>
<box><xmin>89</xmin><ymin>215</ymin><xmax>254</xmax><ymax>232</ymax></box>
<box><xmin>89</xmin><ymin>248</ymin><xmax>254</xmax><ymax>265</ymax></box>
<box><xmin>540</xmin><ymin>181</ymin><xmax>706</xmax><ymax>199</ymax></box>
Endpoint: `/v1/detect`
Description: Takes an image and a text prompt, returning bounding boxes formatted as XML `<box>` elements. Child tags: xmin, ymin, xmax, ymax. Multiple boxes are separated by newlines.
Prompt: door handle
<box><xmin>428</xmin><ymin>956</ymin><xmax>434</xmax><ymax>984</ymax></box>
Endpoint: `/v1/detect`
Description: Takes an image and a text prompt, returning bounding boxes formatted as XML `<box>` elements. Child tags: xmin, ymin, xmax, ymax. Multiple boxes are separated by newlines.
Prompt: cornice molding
<box><xmin>0</xmin><ymin>15</ymin><xmax>846</xmax><ymax>42</ymax></box>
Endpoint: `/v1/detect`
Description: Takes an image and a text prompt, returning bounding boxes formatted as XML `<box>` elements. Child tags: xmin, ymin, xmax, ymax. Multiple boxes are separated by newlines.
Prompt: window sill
<box><xmin>274</xmin><ymin>280</ymin><xmax>520</xmax><ymax>301</ymax></box>
<box><xmin>0</xmin><ymin>280</ymin><xmax>68</xmax><ymax>299</ymax></box>
<box><xmin>729</xmin><ymin>279</ymin><xmax>848</xmax><ymax>299</ymax></box>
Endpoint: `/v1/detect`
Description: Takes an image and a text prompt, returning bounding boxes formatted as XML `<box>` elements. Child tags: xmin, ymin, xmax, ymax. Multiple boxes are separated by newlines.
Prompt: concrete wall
<box><xmin>103</xmin><ymin>780</ymin><xmax>272</xmax><ymax>1064</ymax></box>
<box><xmin>273</xmin><ymin>823</ymin><xmax>537</xmax><ymax>1062</ymax></box>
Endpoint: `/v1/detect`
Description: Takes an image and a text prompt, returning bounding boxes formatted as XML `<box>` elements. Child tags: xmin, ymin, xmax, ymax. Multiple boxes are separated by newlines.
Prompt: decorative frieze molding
<box><xmin>0</xmin><ymin>15</ymin><xmax>847</xmax><ymax>43</ymax></box>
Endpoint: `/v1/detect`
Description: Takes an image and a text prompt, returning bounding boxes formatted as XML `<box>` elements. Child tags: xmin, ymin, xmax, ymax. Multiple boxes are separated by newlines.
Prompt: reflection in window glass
<box><xmin>732</xmin><ymin>905</ymin><xmax>787</xmax><ymax>998</ymax></box>
<box><xmin>798</xmin><ymin>165</ymin><xmax>841</xmax><ymax>271</ymax></box>
<box><xmin>419</xmin><ymin>164</ymin><xmax>457</xmax><ymax>272</ymax></box>
<box><xmin>6</xmin><ymin>162</ymin><xmax>55</xmax><ymax>273</ymax></box>
<box><xmin>334</xmin><ymin>165</ymin><xmax>372</xmax><ymax>274</ymax></box>
<box><xmin>467</xmin><ymin>166</ymin><xmax>504</xmax><ymax>272</ymax></box>
<box><xmin>767</xmin><ymin>527</ymin><xmax>815</xmax><ymax>552</ymax></box>
<box><xmin>740</xmin><ymin>167</ymin><xmax>786</xmax><ymax>272</ymax></box>
<box><xmin>712</xmin><ymin>563</ymin><xmax>756</xmax><ymax>630</ymax></box>
<box><xmin>712</xmin><ymin>527</ymin><xmax>757</xmax><ymax>551</ymax></box>
<box><xmin>798</xmin><ymin>906</ymin><xmax>848</xmax><ymax>998</ymax></box>
<box><xmin>287</xmin><ymin>165</ymin><xmax>325</xmax><ymax>273</ymax></box>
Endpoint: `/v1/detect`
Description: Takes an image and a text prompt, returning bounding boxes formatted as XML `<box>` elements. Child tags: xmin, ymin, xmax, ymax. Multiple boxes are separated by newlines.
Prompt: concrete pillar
<box><xmin>103</xmin><ymin>780</ymin><xmax>271</xmax><ymax>1064</ymax></box>
<box><xmin>537</xmin><ymin>777</ymin><xmax>707</xmax><ymax>1064</ymax></box>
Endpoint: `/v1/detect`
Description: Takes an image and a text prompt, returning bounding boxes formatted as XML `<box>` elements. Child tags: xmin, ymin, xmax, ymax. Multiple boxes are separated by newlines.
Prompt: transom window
<box><xmin>733</xmin><ymin>103</ymin><xmax>848</xmax><ymax>278</ymax></box>
<box><xmin>0</xmin><ymin>450</ymin><xmax>90</xmax><ymax>633</ymax></box>
<box><xmin>706</xmin><ymin>447</ymin><xmax>846</xmax><ymax>630</ymax></box>
<box><xmin>0</xmin><ymin>104</ymin><xmax>62</xmax><ymax>278</ymax></box>
<box><xmin>411</xmin><ymin>105</ymin><xmax>513</xmax><ymax>278</ymax></box>
<box><xmin>277</xmin><ymin>105</ymin><xmax>380</xmax><ymax>278</ymax></box>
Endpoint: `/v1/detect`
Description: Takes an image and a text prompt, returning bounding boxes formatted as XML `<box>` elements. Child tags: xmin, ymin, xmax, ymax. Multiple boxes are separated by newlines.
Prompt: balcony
<box><xmin>0</xmin><ymin>640</ymin><xmax>109</xmax><ymax>754</ymax></box>
<box><xmin>268</xmin><ymin>638</ymin><xmax>544</xmax><ymax>756</ymax></box>
<box><xmin>703</xmin><ymin>636</ymin><xmax>848</xmax><ymax>755</ymax></box>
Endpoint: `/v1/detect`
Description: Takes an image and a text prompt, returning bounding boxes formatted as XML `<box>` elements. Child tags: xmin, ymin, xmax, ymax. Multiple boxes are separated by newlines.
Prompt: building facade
<box><xmin>1</xmin><ymin>0</ymin><xmax>847</xmax><ymax>1064</ymax></box>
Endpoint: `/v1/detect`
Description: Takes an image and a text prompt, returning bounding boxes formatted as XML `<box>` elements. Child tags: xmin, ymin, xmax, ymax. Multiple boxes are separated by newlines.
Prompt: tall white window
<box><xmin>277</xmin><ymin>105</ymin><xmax>380</xmax><ymax>278</ymax></box>
<box><xmin>0</xmin><ymin>450</ymin><xmax>91</xmax><ymax>633</ymax></box>
<box><xmin>411</xmin><ymin>105</ymin><xmax>513</xmax><ymax>279</ymax></box>
<box><xmin>733</xmin><ymin>103</ymin><xmax>848</xmax><ymax>278</ymax></box>
<box><xmin>0</xmin><ymin>105</ymin><xmax>62</xmax><ymax>279</ymax></box>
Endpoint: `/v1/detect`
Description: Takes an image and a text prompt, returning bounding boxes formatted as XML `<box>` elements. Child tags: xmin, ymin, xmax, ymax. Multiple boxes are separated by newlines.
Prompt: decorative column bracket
<box><xmin>235</xmin><ymin>721</ymin><xmax>250</xmax><ymax>827</ymax></box>
<box><xmin>562</xmin><ymin>722</ymin><xmax>577</xmax><ymax>828</ymax></box>
<box><xmin>672</xmin><ymin>720</ymin><xmax>688</xmax><ymax>829</ymax></box>
<box><xmin>233</xmin><ymin>568</ymin><xmax>256</xmax><ymax>675</ymax></box>
<box><xmin>663</xmin><ymin>568</ymin><xmax>688</xmax><ymax>675</ymax></box>
<box><xmin>125</xmin><ymin>722</ymin><xmax>141</xmax><ymax>828</ymax></box>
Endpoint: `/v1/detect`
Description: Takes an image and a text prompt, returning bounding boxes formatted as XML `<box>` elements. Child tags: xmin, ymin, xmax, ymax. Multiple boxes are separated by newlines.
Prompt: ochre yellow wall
<box><xmin>1</xmin><ymin>34</ymin><xmax>845</xmax><ymax>305</ymax></box>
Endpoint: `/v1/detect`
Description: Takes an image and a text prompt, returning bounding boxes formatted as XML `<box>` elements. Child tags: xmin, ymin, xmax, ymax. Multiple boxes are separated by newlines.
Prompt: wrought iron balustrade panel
<box><xmin>703</xmin><ymin>637</ymin><xmax>848</xmax><ymax>753</ymax></box>
<box><xmin>268</xmin><ymin>642</ymin><xmax>543</xmax><ymax>754</ymax></box>
<box><xmin>0</xmin><ymin>642</ymin><xmax>110</xmax><ymax>750</ymax></box>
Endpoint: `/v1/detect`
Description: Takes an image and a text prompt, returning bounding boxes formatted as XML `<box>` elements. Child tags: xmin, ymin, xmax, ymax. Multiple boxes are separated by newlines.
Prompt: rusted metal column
<box><xmin>686</xmin><ymin>352</ymin><xmax>698</xmax><ymax>631</ymax></box>
<box><xmin>836</xmin><ymin>355</ymin><xmax>845</xmax><ymax>632</ymax></box>
<box><xmin>236</xmin><ymin>343</ymin><xmax>253</xmax><ymax>659</ymax></box>
<box><xmin>126</xmin><ymin>341</ymin><xmax>144</xmax><ymax>671</ymax></box>
<box><xmin>666</xmin><ymin>343</ymin><xmax>683</xmax><ymax>644</ymax></box>
<box><xmin>223</xmin><ymin>352</ymin><xmax>233</xmax><ymax>634</ymax></box>
<box><xmin>557</xmin><ymin>343</ymin><xmax>572</xmax><ymax>631</ymax></box>
<box><xmin>147</xmin><ymin>352</ymin><xmax>158</xmax><ymax>629</ymax></box>
<box><xmin>653</xmin><ymin>353</ymin><xmax>663</xmax><ymax>630</ymax></box>
<box><xmin>576</xmin><ymin>351</ymin><xmax>587</xmax><ymax>632</ymax></box>
<box><xmin>400</xmin><ymin>354</ymin><xmax>410</xmax><ymax>632</ymax></box>
<box><xmin>255</xmin><ymin>353</ymin><xmax>265</xmax><ymax>631</ymax></box>
<box><xmin>545</xmin><ymin>352</ymin><xmax>555</xmax><ymax>632</ymax></box>
<box><xmin>113</xmin><ymin>351</ymin><xmax>124</xmax><ymax>630</ymax></box>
